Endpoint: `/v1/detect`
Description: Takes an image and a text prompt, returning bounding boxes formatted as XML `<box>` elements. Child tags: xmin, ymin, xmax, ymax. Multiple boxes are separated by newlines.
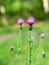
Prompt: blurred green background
<box><xmin>0</xmin><ymin>0</ymin><xmax>49</xmax><ymax>26</ymax></box>
<box><xmin>0</xmin><ymin>0</ymin><xmax>49</xmax><ymax>65</ymax></box>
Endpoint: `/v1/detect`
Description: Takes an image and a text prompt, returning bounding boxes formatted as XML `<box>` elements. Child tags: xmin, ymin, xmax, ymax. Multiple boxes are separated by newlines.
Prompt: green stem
<box><xmin>18</xmin><ymin>24</ymin><xmax>22</xmax><ymax>49</ymax></box>
<box><xmin>17</xmin><ymin>24</ymin><xmax>22</xmax><ymax>65</ymax></box>
<box><xmin>29</xmin><ymin>31</ymin><xmax>32</xmax><ymax>65</ymax></box>
<box><xmin>29</xmin><ymin>45</ymin><xmax>32</xmax><ymax>65</ymax></box>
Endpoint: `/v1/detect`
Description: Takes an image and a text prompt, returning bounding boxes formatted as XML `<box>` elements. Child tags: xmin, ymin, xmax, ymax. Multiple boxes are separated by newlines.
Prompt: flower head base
<box><xmin>27</xmin><ymin>17</ymin><xmax>35</xmax><ymax>25</ymax></box>
<box><xmin>17</xmin><ymin>18</ymin><xmax>24</xmax><ymax>25</ymax></box>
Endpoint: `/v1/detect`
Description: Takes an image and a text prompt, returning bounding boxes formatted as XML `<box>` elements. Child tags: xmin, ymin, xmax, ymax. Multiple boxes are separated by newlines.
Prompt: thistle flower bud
<box><xmin>42</xmin><ymin>51</ymin><xmax>46</xmax><ymax>58</ymax></box>
<box><xmin>9</xmin><ymin>46</ymin><xmax>14</xmax><ymax>52</ymax></box>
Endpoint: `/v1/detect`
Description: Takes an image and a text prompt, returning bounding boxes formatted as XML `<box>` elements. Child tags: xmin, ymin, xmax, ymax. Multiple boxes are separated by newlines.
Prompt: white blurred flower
<box><xmin>0</xmin><ymin>6</ymin><xmax>6</xmax><ymax>14</ymax></box>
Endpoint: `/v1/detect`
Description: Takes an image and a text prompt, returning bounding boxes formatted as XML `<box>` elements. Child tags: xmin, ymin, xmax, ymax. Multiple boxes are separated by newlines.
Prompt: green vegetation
<box><xmin>0</xmin><ymin>0</ymin><xmax>49</xmax><ymax>65</ymax></box>
<box><xmin>0</xmin><ymin>21</ymin><xmax>49</xmax><ymax>65</ymax></box>
<box><xmin>0</xmin><ymin>0</ymin><xmax>48</xmax><ymax>19</ymax></box>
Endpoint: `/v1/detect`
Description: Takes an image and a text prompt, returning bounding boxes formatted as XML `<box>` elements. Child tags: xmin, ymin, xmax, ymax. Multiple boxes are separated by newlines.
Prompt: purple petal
<box><xmin>17</xmin><ymin>18</ymin><xmax>24</xmax><ymax>25</ymax></box>
<box><xmin>27</xmin><ymin>17</ymin><xmax>35</xmax><ymax>25</ymax></box>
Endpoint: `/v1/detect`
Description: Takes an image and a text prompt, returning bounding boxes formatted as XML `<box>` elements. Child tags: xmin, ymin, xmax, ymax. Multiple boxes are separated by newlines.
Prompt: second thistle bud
<box><xmin>9</xmin><ymin>46</ymin><xmax>14</xmax><ymax>52</ymax></box>
<box><xmin>42</xmin><ymin>51</ymin><xmax>46</xmax><ymax>58</ymax></box>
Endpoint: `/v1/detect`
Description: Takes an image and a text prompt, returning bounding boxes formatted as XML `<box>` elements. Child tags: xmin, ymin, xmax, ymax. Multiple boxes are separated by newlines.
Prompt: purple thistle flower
<box><xmin>17</xmin><ymin>18</ymin><xmax>24</xmax><ymax>25</ymax></box>
<box><xmin>26</xmin><ymin>17</ymin><xmax>35</xmax><ymax>25</ymax></box>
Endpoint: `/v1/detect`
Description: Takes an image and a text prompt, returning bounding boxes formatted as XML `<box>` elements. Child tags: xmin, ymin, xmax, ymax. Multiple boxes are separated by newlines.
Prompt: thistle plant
<box><xmin>17</xmin><ymin>18</ymin><xmax>24</xmax><ymax>53</ymax></box>
<box><xmin>26</xmin><ymin>17</ymin><xmax>35</xmax><ymax>65</ymax></box>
